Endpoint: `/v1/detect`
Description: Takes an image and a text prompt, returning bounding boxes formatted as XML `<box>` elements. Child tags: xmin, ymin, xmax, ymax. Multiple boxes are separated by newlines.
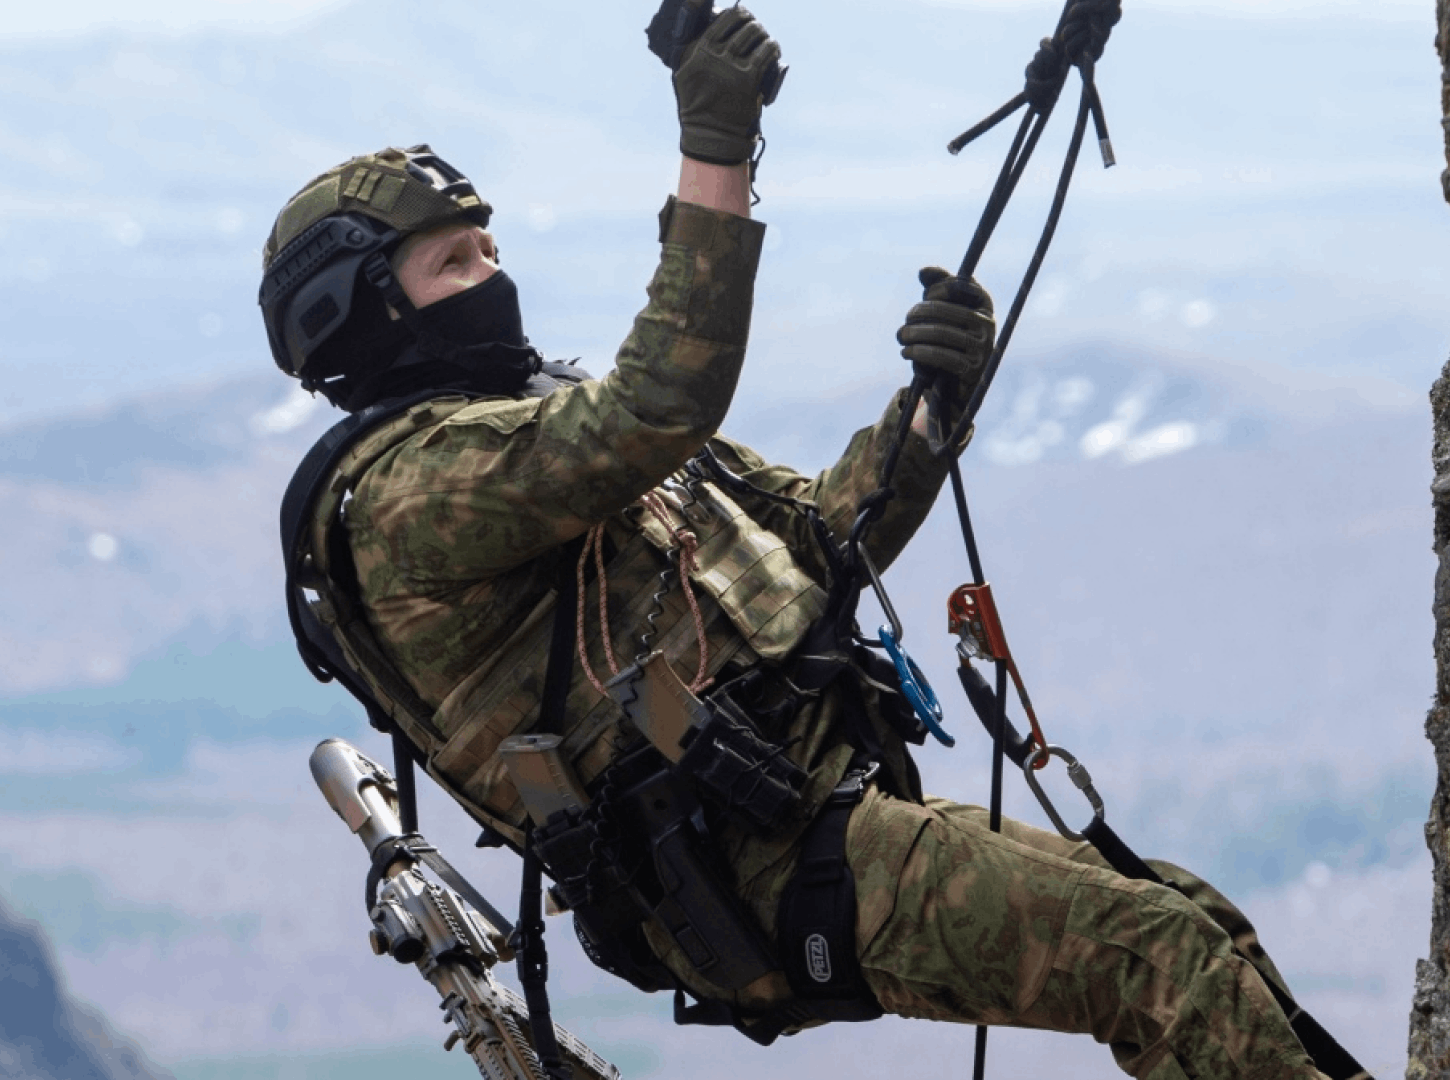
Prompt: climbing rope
<box><xmin>821</xmin><ymin>2</ymin><xmax>1123</xmax><ymax>1075</ymax></box>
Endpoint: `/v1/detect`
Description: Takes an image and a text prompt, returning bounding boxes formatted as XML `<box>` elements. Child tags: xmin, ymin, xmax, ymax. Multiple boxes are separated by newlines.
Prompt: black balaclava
<box><xmin>413</xmin><ymin>270</ymin><xmax>527</xmax><ymax>350</ymax></box>
<box><xmin>338</xmin><ymin>269</ymin><xmax>544</xmax><ymax>411</ymax></box>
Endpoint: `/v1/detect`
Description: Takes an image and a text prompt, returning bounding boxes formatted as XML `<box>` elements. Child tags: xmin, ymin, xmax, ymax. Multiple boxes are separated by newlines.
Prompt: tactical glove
<box><xmin>673</xmin><ymin>6</ymin><xmax>783</xmax><ymax>165</ymax></box>
<box><xmin>897</xmin><ymin>266</ymin><xmax>996</xmax><ymax>383</ymax></box>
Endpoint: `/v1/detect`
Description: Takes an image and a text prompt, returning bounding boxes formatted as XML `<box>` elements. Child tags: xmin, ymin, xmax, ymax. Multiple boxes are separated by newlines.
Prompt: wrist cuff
<box><xmin>679</xmin><ymin>131</ymin><xmax>754</xmax><ymax>166</ymax></box>
<box><xmin>658</xmin><ymin>194</ymin><xmax>767</xmax><ymax>256</ymax></box>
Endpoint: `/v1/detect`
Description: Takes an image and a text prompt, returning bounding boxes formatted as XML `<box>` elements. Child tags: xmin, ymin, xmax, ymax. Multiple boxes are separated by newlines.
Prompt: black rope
<box><xmin>948</xmin><ymin>457</ymin><xmax>986</xmax><ymax>588</ymax></box>
<box><xmin>833</xmin><ymin>0</ymin><xmax>1122</xmax><ymax>613</ymax></box>
<box><xmin>902</xmin><ymin>4</ymin><xmax>1121</xmax><ymax>1076</ymax></box>
<box><xmin>943</xmin><ymin>85</ymin><xmax>1096</xmax><ymax>452</ymax></box>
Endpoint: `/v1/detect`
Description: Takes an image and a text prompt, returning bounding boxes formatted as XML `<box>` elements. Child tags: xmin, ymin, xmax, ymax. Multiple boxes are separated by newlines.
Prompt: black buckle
<box><xmin>362</xmin><ymin>251</ymin><xmax>397</xmax><ymax>292</ymax></box>
<box><xmin>830</xmin><ymin>761</ymin><xmax>879</xmax><ymax>803</ymax></box>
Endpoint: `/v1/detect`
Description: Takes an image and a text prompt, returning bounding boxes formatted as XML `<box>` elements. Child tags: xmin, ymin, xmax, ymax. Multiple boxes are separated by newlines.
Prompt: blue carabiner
<box><xmin>878</xmin><ymin>625</ymin><xmax>954</xmax><ymax>747</ymax></box>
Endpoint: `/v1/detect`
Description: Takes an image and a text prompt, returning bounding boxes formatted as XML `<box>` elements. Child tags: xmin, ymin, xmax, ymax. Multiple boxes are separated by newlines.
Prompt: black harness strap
<box><xmin>514</xmin><ymin>534</ymin><xmax>585</xmax><ymax>1080</ymax></box>
<box><xmin>516</xmin><ymin>828</ymin><xmax>570</xmax><ymax>1080</ymax></box>
<box><xmin>536</xmin><ymin>537</ymin><xmax>587</xmax><ymax>738</ymax></box>
<box><xmin>777</xmin><ymin>765</ymin><xmax>884</xmax><ymax>1014</ymax></box>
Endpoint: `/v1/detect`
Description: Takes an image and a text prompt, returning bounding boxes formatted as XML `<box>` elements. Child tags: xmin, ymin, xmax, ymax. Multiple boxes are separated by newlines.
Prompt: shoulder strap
<box><xmin>281</xmin><ymin>389</ymin><xmax>475</xmax><ymax>722</ymax></box>
<box><xmin>281</xmin><ymin>362</ymin><xmax>592</xmax><ymax>588</ymax></box>
<box><xmin>536</xmin><ymin>535</ymin><xmax>586</xmax><ymax>737</ymax></box>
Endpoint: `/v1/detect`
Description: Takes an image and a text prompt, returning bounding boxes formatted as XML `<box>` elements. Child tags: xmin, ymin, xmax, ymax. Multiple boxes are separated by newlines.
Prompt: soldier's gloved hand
<box><xmin>897</xmin><ymin>266</ymin><xmax>996</xmax><ymax>385</ymax></box>
<box><xmin>673</xmin><ymin>6</ymin><xmax>784</xmax><ymax>165</ymax></box>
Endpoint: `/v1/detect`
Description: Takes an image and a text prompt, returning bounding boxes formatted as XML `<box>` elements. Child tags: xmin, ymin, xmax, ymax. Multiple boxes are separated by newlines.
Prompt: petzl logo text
<box><xmin>806</xmin><ymin>933</ymin><xmax>832</xmax><ymax>983</ymax></box>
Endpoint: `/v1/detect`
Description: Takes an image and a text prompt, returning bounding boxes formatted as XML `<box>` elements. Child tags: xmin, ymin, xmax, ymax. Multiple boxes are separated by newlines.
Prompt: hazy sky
<box><xmin>0</xmin><ymin>0</ymin><xmax>1429</xmax><ymax>39</ymax></box>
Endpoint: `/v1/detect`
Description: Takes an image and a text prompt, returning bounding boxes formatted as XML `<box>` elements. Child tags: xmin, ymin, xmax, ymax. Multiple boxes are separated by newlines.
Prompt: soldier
<box><xmin>260</xmin><ymin>10</ymin><xmax>1342</xmax><ymax>1079</ymax></box>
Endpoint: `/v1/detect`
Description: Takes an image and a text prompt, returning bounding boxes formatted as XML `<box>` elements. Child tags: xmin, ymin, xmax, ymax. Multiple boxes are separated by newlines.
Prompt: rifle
<box><xmin>310</xmin><ymin>738</ymin><xmax>621</xmax><ymax>1080</ymax></box>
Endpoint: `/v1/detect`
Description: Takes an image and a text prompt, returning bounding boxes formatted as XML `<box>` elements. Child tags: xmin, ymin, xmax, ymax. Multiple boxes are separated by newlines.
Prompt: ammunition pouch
<box><xmin>675</xmin><ymin>691</ymin><xmax>807</xmax><ymax>832</ymax></box>
<box><xmin>532</xmin><ymin>745</ymin><xmax>778</xmax><ymax>995</ymax></box>
<box><xmin>604</xmin><ymin>651</ymin><xmax>808</xmax><ymax>834</ymax></box>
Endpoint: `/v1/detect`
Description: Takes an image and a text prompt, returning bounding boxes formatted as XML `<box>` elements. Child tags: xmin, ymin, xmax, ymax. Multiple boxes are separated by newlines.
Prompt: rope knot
<box><xmin>1023</xmin><ymin>37</ymin><xmax>1068</xmax><ymax>113</ymax></box>
<box><xmin>1022</xmin><ymin>0</ymin><xmax>1123</xmax><ymax>112</ymax></box>
<box><xmin>1060</xmin><ymin>0</ymin><xmax>1122</xmax><ymax>68</ymax></box>
<box><xmin>858</xmin><ymin>487</ymin><xmax>897</xmax><ymax>525</ymax></box>
<box><xmin>674</xmin><ymin>527</ymin><xmax>700</xmax><ymax>572</ymax></box>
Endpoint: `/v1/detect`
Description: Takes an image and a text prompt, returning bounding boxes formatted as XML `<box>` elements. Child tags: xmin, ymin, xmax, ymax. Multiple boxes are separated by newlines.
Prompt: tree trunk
<box><xmin>1406</xmin><ymin>6</ymin><xmax>1450</xmax><ymax>1076</ymax></box>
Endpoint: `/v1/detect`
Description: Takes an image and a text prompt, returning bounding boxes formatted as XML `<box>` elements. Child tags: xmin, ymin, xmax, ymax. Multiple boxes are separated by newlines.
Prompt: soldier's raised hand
<box><xmin>897</xmin><ymin>267</ymin><xmax>997</xmax><ymax>385</ymax></box>
<box><xmin>673</xmin><ymin>6</ymin><xmax>784</xmax><ymax>165</ymax></box>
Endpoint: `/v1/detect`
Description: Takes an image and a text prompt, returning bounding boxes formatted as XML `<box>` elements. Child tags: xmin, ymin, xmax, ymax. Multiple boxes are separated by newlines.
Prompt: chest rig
<box><xmin>282</xmin><ymin>381</ymin><xmax>899</xmax><ymax>1049</ymax></box>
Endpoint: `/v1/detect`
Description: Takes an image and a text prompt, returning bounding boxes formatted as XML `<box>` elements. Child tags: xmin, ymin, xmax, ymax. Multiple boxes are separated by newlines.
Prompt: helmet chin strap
<box><xmin>362</xmin><ymin>250</ymin><xmax>423</xmax><ymax>330</ymax></box>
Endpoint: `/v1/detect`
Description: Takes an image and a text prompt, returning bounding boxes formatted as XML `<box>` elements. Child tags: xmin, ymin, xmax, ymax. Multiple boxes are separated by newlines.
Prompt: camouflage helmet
<box><xmin>258</xmin><ymin>144</ymin><xmax>492</xmax><ymax>385</ymax></box>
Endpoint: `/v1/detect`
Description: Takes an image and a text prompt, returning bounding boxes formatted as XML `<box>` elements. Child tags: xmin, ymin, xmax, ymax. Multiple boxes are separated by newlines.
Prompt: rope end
<box><xmin>1098</xmin><ymin>137</ymin><xmax>1116</xmax><ymax>169</ymax></box>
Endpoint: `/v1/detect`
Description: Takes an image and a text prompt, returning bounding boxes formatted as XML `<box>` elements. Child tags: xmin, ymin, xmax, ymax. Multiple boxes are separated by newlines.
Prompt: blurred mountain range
<box><xmin>0</xmin><ymin>898</ymin><xmax>172</xmax><ymax>1080</ymax></box>
<box><xmin>0</xmin><ymin>337</ymin><xmax>1415</xmax><ymax>696</ymax></box>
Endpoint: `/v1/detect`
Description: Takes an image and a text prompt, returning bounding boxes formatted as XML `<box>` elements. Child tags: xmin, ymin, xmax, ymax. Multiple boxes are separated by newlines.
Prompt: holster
<box><xmin>513</xmin><ymin>650</ymin><xmax>883</xmax><ymax>1036</ymax></box>
<box><xmin>607</xmin><ymin>651</ymin><xmax>808</xmax><ymax>834</ymax></box>
<box><xmin>530</xmin><ymin>745</ymin><xmax>778</xmax><ymax>995</ymax></box>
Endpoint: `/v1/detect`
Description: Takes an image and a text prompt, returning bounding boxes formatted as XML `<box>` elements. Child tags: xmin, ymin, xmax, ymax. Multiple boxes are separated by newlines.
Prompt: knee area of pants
<box><xmin>1066</xmin><ymin>877</ymin><xmax>1232</xmax><ymax>973</ymax></box>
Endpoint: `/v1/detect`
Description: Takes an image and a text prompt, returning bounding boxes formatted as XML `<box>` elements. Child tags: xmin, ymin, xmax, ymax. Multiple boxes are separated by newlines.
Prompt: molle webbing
<box><xmin>429</xmin><ymin>473</ymin><xmax>827</xmax><ymax>841</ymax></box>
<box><xmin>635</xmin><ymin>481</ymin><xmax>827</xmax><ymax>662</ymax></box>
<box><xmin>428</xmin><ymin>528</ymin><xmax>759</xmax><ymax>845</ymax></box>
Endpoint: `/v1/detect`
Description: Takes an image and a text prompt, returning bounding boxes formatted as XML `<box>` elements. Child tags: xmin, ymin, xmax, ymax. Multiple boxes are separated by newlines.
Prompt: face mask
<box><xmin>411</xmin><ymin>270</ymin><xmax>527</xmax><ymax>350</ymax></box>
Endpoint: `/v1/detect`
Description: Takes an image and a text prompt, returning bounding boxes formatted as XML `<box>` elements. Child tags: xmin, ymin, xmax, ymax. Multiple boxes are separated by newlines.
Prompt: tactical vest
<box><xmin>286</xmin><ymin>385</ymin><xmax>902</xmax><ymax>1040</ymax></box>
<box><xmin>286</xmin><ymin>392</ymin><xmax>831</xmax><ymax>846</ymax></box>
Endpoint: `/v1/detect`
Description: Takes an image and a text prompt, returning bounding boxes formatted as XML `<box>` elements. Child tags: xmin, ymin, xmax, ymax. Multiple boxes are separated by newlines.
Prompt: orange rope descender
<box><xmin>947</xmin><ymin>583</ymin><xmax>1050</xmax><ymax>769</ymax></box>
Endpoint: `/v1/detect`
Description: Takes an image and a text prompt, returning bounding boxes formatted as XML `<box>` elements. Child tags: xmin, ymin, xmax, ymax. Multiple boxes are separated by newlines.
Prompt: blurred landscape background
<box><xmin>0</xmin><ymin>0</ymin><xmax>1441</xmax><ymax>1077</ymax></box>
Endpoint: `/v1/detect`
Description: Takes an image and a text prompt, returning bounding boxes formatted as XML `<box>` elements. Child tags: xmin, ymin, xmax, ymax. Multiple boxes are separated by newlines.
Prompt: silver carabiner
<box><xmin>1022</xmin><ymin>744</ymin><xmax>1105</xmax><ymax>843</ymax></box>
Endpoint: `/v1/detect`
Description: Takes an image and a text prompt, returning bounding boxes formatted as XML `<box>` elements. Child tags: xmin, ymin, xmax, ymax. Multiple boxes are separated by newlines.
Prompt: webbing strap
<box><xmin>960</xmin><ymin>681</ymin><xmax>1374</xmax><ymax>1080</ymax></box>
<box><xmin>777</xmin><ymin>768</ymin><xmax>883</xmax><ymax>1010</ymax></box>
<box><xmin>516</xmin><ymin>831</ymin><xmax>570</xmax><ymax>1080</ymax></box>
<box><xmin>364</xmin><ymin>832</ymin><xmax>516</xmax><ymax>939</ymax></box>
<box><xmin>391</xmin><ymin>728</ymin><xmax>420</xmax><ymax>834</ymax></box>
<box><xmin>537</xmin><ymin>535</ymin><xmax>586</xmax><ymax>737</ymax></box>
<box><xmin>508</xmin><ymin>532</ymin><xmax>587</xmax><ymax>1074</ymax></box>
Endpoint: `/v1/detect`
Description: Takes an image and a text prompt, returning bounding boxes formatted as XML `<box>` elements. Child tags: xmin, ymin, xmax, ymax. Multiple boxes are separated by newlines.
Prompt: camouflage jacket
<box><xmin>343</xmin><ymin>198</ymin><xmax>957</xmax><ymax>862</ymax></box>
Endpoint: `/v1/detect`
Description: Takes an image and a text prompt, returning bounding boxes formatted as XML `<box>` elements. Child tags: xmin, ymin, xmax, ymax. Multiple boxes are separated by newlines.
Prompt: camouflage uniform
<box><xmin>342</xmin><ymin>197</ymin><xmax>1328</xmax><ymax>1079</ymax></box>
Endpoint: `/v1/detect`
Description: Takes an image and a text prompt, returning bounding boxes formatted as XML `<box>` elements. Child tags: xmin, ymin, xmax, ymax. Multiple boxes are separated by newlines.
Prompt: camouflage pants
<box><xmin>846</xmin><ymin>787</ymin><xmax>1328</xmax><ymax>1080</ymax></box>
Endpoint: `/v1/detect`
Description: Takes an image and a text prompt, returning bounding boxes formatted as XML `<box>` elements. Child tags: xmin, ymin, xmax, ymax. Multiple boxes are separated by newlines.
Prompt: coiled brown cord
<box><xmin>575</xmin><ymin>491</ymin><xmax>712</xmax><ymax>697</ymax></box>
